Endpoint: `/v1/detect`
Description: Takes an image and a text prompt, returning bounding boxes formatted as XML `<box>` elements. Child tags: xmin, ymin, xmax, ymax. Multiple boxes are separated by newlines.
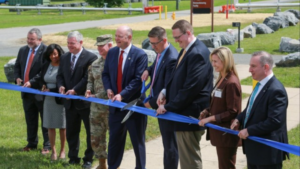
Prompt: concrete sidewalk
<box><xmin>93</xmin><ymin>64</ymin><xmax>299</xmax><ymax>169</ymax></box>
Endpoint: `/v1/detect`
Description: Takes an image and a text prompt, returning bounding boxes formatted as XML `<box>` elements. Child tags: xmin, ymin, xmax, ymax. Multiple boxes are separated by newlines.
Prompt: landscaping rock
<box><xmin>4</xmin><ymin>58</ymin><xmax>16</xmax><ymax>83</ymax></box>
<box><xmin>227</xmin><ymin>29</ymin><xmax>244</xmax><ymax>41</ymax></box>
<box><xmin>255</xmin><ymin>23</ymin><xmax>274</xmax><ymax>34</ymax></box>
<box><xmin>287</xmin><ymin>9</ymin><xmax>300</xmax><ymax>20</ymax></box>
<box><xmin>242</xmin><ymin>25</ymin><xmax>256</xmax><ymax>38</ymax></box>
<box><xmin>143</xmin><ymin>49</ymin><xmax>156</xmax><ymax>63</ymax></box>
<box><xmin>197</xmin><ymin>33</ymin><xmax>222</xmax><ymax>48</ymax></box>
<box><xmin>215</xmin><ymin>32</ymin><xmax>235</xmax><ymax>45</ymax></box>
<box><xmin>275</xmin><ymin>52</ymin><xmax>300</xmax><ymax>67</ymax></box>
<box><xmin>263</xmin><ymin>16</ymin><xmax>288</xmax><ymax>31</ymax></box>
<box><xmin>274</xmin><ymin>11</ymin><xmax>299</xmax><ymax>26</ymax></box>
<box><xmin>141</xmin><ymin>38</ymin><xmax>154</xmax><ymax>51</ymax></box>
<box><xmin>279</xmin><ymin>37</ymin><xmax>300</xmax><ymax>53</ymax></box>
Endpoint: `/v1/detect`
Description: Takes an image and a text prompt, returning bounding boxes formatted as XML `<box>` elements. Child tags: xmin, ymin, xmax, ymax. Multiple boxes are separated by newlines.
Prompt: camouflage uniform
<box><xmin>87</xmin><ymin>57</ymin><xmax>109</xmax><ymax>159</ymax></box>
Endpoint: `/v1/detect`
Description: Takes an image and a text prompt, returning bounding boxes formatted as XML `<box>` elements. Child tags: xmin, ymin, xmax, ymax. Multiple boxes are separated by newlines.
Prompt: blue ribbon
<box><xmin>0</xmin><ymin>82</ymin><xmax>299</xmax><ymax>156</ymax></box>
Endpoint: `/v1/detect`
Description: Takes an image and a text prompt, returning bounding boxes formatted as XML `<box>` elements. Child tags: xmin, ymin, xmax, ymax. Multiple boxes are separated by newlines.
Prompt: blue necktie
<box><xmin>244</xmin><ymin>82</ymin><xmax>261</xmax><ymax>127</ymax></box>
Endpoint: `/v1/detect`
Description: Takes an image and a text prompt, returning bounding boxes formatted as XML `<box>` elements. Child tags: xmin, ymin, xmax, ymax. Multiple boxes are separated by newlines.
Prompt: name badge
<box><xmin>214</xmin><ymin>89</ymin><xmax>222</xmax><ymax>98</ymax></box>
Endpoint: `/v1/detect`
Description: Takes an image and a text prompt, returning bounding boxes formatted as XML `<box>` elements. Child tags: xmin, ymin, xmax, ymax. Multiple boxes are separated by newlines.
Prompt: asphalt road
<box><xmin>0</xmin><ymin>6</ymin><xmax>286</xmax><ymax>64</ymax></box>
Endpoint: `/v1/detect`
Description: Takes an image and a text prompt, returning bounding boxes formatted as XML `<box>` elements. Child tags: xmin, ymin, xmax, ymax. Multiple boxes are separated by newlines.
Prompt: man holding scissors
<box><xmin>102</xmin><ymin>25</ymin><xmax>148</xmax><ymax>169</ymax></box>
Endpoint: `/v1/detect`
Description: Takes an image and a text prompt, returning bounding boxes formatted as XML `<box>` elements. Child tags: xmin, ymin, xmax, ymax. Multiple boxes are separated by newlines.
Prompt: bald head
<box><xmin>115</xmin><ymin>25</ymin><xmax>132</xmax><ymax>49</ymax></box>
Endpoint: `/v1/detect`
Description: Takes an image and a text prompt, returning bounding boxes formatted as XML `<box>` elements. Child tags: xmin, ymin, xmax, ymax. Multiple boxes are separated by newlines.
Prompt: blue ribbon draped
<box><xmin>0</xmin><ymin>82</ymin><xmax>299</xmax><ymax>156</ymax></box>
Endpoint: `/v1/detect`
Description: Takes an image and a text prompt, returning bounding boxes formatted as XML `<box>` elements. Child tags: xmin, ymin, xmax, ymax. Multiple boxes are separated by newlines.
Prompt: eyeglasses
<box><xmin>149</xmin><ymin>39</ymin><xmax>163</xmax><ymax>46</ymax></box>
<box><xmin>173</xmin><ymin>32</ymin><xmax>185</xmax><ymax>40</ymax></box>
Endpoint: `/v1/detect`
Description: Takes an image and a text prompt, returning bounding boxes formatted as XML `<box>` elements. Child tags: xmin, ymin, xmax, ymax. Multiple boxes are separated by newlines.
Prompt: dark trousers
<box><xmin>158</xmin><ymin>119</ymin><xmax>178</xmax><ymax>169</ymax></box>
<box><xmin>216</xmin><ymin>146</ymin><xmax>238</xmax><ymax>169</ymax></box>
<box><xmin>247</xmin><ymin>163</ymin><xmax>282</xmax><ymax>169</ymax></box>
<box><xmin>22</xmin><ymin>95</ymin><xmax>50</xmax><ymax>149</ymax></box>
<box><xmin>107</xmin><ymin>110</ymin><xmax>147</xmax><ymax>169</ymax></box>
<box><xmin>66</xmin><ymin>107</ymin><xmax>94</xmax><ymax>163</ymax></box>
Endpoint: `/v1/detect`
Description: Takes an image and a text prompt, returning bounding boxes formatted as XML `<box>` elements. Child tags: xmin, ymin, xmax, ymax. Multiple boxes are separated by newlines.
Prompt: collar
<box><xmin>259</xmin><ymin>72</ymin><xmax>274</xmax><ymax>87</ymax></box>
<box><xmin>72</xmin><ymin>47</ymin><xmax>83</xmax><ymax>57</ymax></box>
<box><xmin>185</xmin><ymin>37</ymin><xmax>196</xmax><ymax>52</ymax></box>
<box><xmin>119</xmin><ymin>43</ymin><xmax>132</xmax><ymax>54</ymax></box>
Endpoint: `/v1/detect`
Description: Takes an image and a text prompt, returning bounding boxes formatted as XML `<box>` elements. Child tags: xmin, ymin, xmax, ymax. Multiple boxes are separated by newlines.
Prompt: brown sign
<box><xmin>192</xmin><ymin>0</ymin><xmax>211</xmax><ymax>13</ymax></box>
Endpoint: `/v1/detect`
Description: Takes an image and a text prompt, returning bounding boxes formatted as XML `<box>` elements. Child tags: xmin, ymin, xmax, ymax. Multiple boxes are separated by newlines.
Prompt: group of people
<box><xmin>14</xmin><ymin>19</ymin><xmax>289</xmax><ymax>169</ymax></box>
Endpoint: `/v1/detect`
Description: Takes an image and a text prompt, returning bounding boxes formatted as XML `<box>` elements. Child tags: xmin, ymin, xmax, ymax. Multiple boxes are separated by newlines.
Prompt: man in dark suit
<box><xmin>141</xmin><ymin>26</ymin><xmax>179</xmax><ymax>169</ymax></box>
<box><xmin>156</xmin><ymin>20</ymin><xmax>213</xmax><ymax>169</ymax></box>
<box><xmin>231</xmin><ymin>51</ymin><xmax>289</xmax><ymax>169</ymax></box>
<box><xmin>14</xmin><ymin>28</ymin><xmax>50</xmax><ymax>154</ymax></box>
<box><xmin>56</xmin><ymin>31</ymin><xmax>97</xmax><ymax>169</ymax></box>
<box><xmin>102</xmin><ymin>25</ymin><xmax>148</xmax><ymax>169</ymax></box>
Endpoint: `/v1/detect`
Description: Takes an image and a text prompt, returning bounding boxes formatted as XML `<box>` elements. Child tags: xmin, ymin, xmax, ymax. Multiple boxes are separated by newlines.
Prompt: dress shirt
<box><xmin>246</xmin><ymin>72</ymin><xmax>274</xmax><ymax>113</ymax></box>
<box><xmin>70</xmin><ymin>47</ymin><xmax>83</xmax><ymax>69</ymax></box>
<box><xmin>24</xmin><ymin>44</ymin><xmax>41</xmax><ymax>78</ymax></box>
<box><xmin>119</xmin><ymin>44</ymin><xmax>132</xmax><ymax>72</ymax></box>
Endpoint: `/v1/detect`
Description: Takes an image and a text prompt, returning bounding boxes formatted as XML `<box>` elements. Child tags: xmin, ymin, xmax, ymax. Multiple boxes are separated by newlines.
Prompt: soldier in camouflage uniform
<box><xmin>85</xmin><ymin>34</ymin><xmax>113</xmax><ymax>169</ymax></box>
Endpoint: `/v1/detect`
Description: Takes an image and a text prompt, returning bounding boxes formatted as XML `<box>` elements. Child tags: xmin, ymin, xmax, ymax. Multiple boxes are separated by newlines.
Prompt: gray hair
<box><xmin>28</xmin><ymin>28</ymin><xmax>42</xmax><ymax>39</ymax></box>
<box><xmin>252</xmin><ymin>51</ymin><xmax>274</xmax><ymax>70</ymax></box>
<box><xmin>68</xmin><ymin>31</ymin><xmax>83</xmax><ymax>42</ymax></box>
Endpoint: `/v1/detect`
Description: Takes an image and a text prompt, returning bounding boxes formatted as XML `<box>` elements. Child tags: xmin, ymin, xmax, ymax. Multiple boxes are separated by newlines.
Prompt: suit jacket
<box><xmin>14</xmin><ymin>43</ymin><xmax>47</xmax><ymax>99</ymax></box>
<box><xmin>164</xmin><ymin>39</ymin><xmax>213</xmax><ymax>131</ymax></box>
<box><xmin>236</xmin><ymin>76</ymin><xmax>289</xmax><ymax>165</ymax></box>
<box><xmin>102</xmin><ymin>45</ymin><xmax>148</xmax><ymax>113</ymax></box>
<box><xmin>29</xmin><ymin>61</ymin><xmax>63</xmax><ymax>105</ymax></box>
<box><xmin>147</xmin><ymin>44</ymin><xmax>178</xmax><ymax>109</ymax></box>
<box><xmin>57</xmin><ymin>48</ymin><xmax>97</xmax><ymax>110</ymax></box>
<box><xmin>206</xmin><ymin>72</ymin><xmax>241</xmax><ymax>147</ymax></box>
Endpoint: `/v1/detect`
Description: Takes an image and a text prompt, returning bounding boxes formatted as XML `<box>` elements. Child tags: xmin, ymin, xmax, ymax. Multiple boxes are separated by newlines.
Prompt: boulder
<box><xmin>215</xmin><ymin>32</ymin><xmax>235</xmax><ymax>45</ymax></box>
<box><xmin>279</xmin><ymin>37</ymin><xmax>300</xmax><ymax>53</ymax></box>
<box><xmin>275</xmin><ymin>52</ymin><xmax>300</xmax><ymax>67</ymax></box>
<box><xmin>141</xmin><ymin>38</ymin><xmax>154</xmax><ymax>51</ymax></box>
<box><xmin>227</xmin><ymin>29</ymin><xmax>244</xmax><ymax>41</ymax></box>
<box><xmin>143</xmin><ymin>49</ymin><xmax>156</xmax><ymax>63</ymax></box>
<box><xmin>274</xmin><ymin>11</ymin><xmax>299</xmax><ymax>26</ymax></box>
<box><xmin>263</xmin><ymin>16</ymin><xmax>288</xmax><ymax>31</ymax></box>
<box><xmin>287</xmin><ymin>9</ymin><xmax>300</xmax><ymax>20</ymax></box>
<box><xmin>256</xmin><ymin>23</ymin><xmax>274</xmax><ymax>34</ymax></box>
<box><xmin>4</xmin><ymin>58</ymin><xmax>16</xmax><ymax>83</ymax></box>
<box><xmin>242</xmin><ymin>25</ymin><xmax>256</xmax><ymax>38</ymax></box>
<box><xmin>197</xmin><ymin>33</ymin><xmax>222</xmax><ymax>48</ymax></box>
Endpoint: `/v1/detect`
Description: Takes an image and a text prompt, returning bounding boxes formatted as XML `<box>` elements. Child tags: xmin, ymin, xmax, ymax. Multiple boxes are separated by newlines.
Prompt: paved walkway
<box><xmin>93</xmin><ymin>64</ymin><xmax>299</xmax><ymax>169</ymax></box>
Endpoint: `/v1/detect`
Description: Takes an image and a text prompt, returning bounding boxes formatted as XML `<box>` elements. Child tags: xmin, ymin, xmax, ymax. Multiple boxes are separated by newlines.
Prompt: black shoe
<box><xmin>69</xmin><ymin>158</ymin><xmax>81</xmax><ymax>165</ymax></box>
<box><xmin>82</xmin><ymin>161</ymin><xmax>92</xmax><ymax>169</ymax></box>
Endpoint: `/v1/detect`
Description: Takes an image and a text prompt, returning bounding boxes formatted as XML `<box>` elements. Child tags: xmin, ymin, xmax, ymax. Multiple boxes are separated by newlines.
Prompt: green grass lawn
<box><xmin>241</xmin><ymin>66</ymin><xmax>300</xmax><ymax>88</ymax></box>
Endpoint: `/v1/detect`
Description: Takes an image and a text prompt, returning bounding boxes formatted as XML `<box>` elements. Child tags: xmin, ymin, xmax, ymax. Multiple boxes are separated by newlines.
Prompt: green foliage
<box><xmin>283</xmin><ymin>124</ymin><xmax>300</xmax><ymax>169</ymax></box>
<box><xmin>241</xmin><ymin>66</ymin><xmax>300</xmax><ymax>88</ymax></box>
<box><xmin>84</xmin><ymin>0</ymin><xmax>125</xmax><ymax>7</ymax></box>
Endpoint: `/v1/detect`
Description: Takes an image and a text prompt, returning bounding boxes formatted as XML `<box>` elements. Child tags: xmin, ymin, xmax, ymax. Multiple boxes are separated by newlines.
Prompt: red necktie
<box><xmin>150</xmin><ymin>53</ymin><xmax>161</xmax><ymax>96</ymax></box>
<box><xmin>24</xmin><ymin>48</ymin><xmax>35</xmax><ymax>83</ymax></box>
<box><xmin>117</xmin><ymin>50</ymin><xmax>124</xmax><ymax>93</ymax></box>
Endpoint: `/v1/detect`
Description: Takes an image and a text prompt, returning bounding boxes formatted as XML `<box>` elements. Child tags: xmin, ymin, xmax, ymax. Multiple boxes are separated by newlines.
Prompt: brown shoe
<box><xmin>41</xmin><ymin>148</ymin><xmax>50</xmax><ymax>155</ymax></box>
<box><xmin>21</xmin><ymin>146</ymin><xmax>37</xmax><ymax>152</ymax></box>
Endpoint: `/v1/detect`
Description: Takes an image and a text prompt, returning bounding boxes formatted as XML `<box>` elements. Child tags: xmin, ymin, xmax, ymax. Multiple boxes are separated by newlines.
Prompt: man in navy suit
<box><xmin>156</xmin><ymin>20</ymin><xmax>213</xmax><ymax>169</ymax></box>
<box><xmin>14</xmin><ymin>28</ymin><xmax>50</xmax><ymax>154</ymax></box>
<box><xmin>231</xmin><ymin>51</ymin><xmax>289</xmax><ymax>169</ymax></box>
<box><xmin>102</xmin><ymin>25</ymin><xmax>148</xmax><ymax>169</ymax></box>
<box><xmin>141</xmin><ymin>26</ymin><xmax>179</xmax><ymax>169</ymax></box>
<box><xmin>57</xmin><ymin>31</ymin><xmax>97</xmax><ymax>169</ymax></box>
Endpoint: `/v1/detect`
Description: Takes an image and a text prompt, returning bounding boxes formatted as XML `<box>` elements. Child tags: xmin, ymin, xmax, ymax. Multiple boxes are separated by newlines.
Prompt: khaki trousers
<box><xmin>176</xmin><ymin>130</ymin><xmax>205</xmax><ymax>169</ymax></box>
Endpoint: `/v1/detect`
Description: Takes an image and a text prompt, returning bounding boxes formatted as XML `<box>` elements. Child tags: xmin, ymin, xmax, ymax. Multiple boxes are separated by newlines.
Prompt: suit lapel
<box><xmin>153</xmin><ymin>49</ymin><xmax>169</xmax><ymax>85</ymax></box>
<box><xmin>122</xmin><ymin>46</ymin><xmax>134</xmax><ymax>83</ymax></box>
<box><xmin>248</xmin><ymin>77</ymin><xmax>275</xmax><ymax>120</ymax></box>
<box><xmin>31</xmin><ymin>44</ymin><xmax>44</xmax><ymax>69</ymax></box>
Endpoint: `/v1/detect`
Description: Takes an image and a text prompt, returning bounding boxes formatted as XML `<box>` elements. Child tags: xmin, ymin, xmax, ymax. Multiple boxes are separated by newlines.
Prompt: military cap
<box><xmin>94</xmin><ymin>34</ymin><xmax>113</xmax><ymax>46</ymax></box>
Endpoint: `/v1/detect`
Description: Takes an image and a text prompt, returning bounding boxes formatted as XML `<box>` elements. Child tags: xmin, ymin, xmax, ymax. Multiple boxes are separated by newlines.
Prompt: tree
<box><xmin>85</xmin><ymin>0</ymin><xmax>125</xmax><ymax>7</ymax></box>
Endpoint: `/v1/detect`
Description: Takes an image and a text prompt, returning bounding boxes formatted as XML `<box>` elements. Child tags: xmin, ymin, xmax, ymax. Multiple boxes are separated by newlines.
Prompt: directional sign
<box><xmin>192</xmin><ymin>0</ymin><xmax>212</xmax><ymax>14</ymax></box>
